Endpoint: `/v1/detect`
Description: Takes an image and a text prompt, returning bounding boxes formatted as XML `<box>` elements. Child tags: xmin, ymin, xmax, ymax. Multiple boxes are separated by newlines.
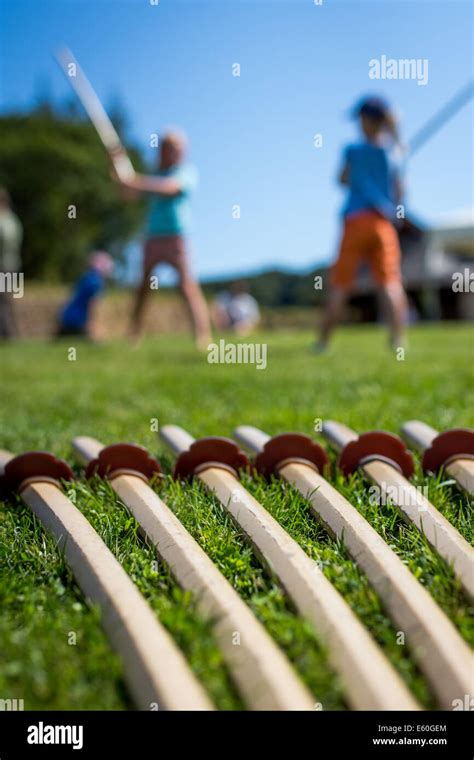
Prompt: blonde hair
<box><xmin>159</xmin><ymin>130</ymin><xmax>188</xmax><ymax>169</ymax></box>
<box><xmin>161</xmin><ymin>130</ymin><xmax>187</xmax><ymax>149</ymax></box>
<box><xmin>383</xmin><ymin>112</ymin><xmax>400</xmax><ymax>145</ymax></box>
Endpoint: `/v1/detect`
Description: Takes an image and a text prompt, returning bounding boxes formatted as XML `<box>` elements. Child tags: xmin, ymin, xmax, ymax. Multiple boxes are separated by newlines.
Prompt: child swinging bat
<box><xmin>317</xmin><ymin>97</ymin><xmax>409</xmax><ymax>352</ymax></box>
<box><xmin>57</xmin><ymin>50</ymin><xmax>211</xmax><ymax>349</ymax></box>
<box><xmin>109</xmin><ymin>133</ymin><xmax>212</xmax><ymax>349</ymax></box>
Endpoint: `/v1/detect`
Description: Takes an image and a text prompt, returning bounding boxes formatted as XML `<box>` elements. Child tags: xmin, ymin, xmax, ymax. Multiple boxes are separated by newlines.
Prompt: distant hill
<box><xmin>201</xmin><ymin>266</ymin><xmax>329</xmax><ymax>308</ymax></box>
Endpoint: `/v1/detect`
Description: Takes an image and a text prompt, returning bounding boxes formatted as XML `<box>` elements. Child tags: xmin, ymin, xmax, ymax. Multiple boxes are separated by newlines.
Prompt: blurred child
<box><xmin>57</xmin><ymin>251</ymin><xmax>114</xmax><ymax>338</ymax></box>
<box><xmin>110</xmin><ymin>132</ymin><xmax>212</xmax><ymax>350</ymax></box>
<box><xmin>213</xmin><ymin>281</ymin><xmax>260</xmax><ymax>336</ymax></box>
<box><xmin>317</xmin><ymin>97</ymin><xmax>409</xmax><ymax>351</ymax></box>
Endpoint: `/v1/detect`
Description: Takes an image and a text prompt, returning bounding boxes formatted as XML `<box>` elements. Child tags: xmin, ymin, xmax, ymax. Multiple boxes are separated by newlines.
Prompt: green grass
<box><xmin>0</xmin><ymin>323</ymin><xmax>473</xmax><ymax>710</ymax></box>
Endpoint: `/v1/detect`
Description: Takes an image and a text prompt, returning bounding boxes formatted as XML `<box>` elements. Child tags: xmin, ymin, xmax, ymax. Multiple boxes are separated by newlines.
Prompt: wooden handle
<box><xmin>401</xmin><ymin>421</ymin><xmax>438</xmax><ymax>452</ymax></box>
<box><xmin>446</xmin><ymin>458</ymin><xmax>474</xmax><ymax>495</ymax></box>
<box><xmin>279</xmin><ymin>460</ymin><xmax>474</xmax><ymax>708</ymax></box>
<box><xmin>72</xmin><ymin>435</ymin><xmax>314</xmax><ymax>709</ymax></box>
<box><xmin>234</xmin><ymin>426</ymin><xmax>271</xmax><ymax>453</ymax></box>
<box><xmin>322</xmin><ymin>421</ymin><xmax>358</xmax><ymax>451</ymax></box>
<box><xmin>363</xmin><ymin>459</ymin><xmax>474</xmax><ymax>600</ymax></box>
<box><xmin>162</xmin><ymin>427</ymin><xmax>420</xmax><ymax>709</ymax></box>
<box><xmin>0</xmin><ymin>450</ymin><xmax>14</xmax><ymax>474</ymax></box>
<box><xmin>112</xmin><ymin>474</ymin><xmax>314</xmax><ymax>710</ymax></box>
<box><xmin>6</xmin><ymin>458</ymin><xmax>213</xmax><ymax>711</ymax></box>
<box><xmin>197</xmin><ymin>466</ymin><xmax>419</xmax><ymax>710</ymax></box>
<box><xmin>233</xmin><ymin>425</ymin><xmax>474</xmax><ymax>707</ymax></box>
<box><xmin>160</xmin><ymin>425</ymin><xmax>195</xmax><ymax>455</ymax></box>
<box><xmin>73</xmin><ymin>436</ymin><xmax>104</xmax><ymax>463</ymax></box>
<box><xmin>322</xmin><ymin>422</ymin><xmax>474</xmax><ymax>599</ymax></box>
<box><xmin>401</xmin><ymin>422</ymin><xmax>474</xmax><ymax>495</ymax></box>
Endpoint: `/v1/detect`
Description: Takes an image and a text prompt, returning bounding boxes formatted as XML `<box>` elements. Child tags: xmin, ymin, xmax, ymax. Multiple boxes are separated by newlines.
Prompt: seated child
<box><xmin>213</xmin><ymin>281</ymin><xmax>260</xmax><ymax>336</ymax></box>
<box><xmin>57</xmin><ymin>251</ymin><xmax>114</xmax><ymax>338</ymax></box>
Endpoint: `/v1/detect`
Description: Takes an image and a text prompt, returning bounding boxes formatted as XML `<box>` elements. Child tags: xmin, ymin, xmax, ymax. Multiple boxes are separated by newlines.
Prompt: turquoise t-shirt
<box><xmin>147</xmin><ymin>164</ymin><xmax>198</xmax><ymax>237</ymax></box>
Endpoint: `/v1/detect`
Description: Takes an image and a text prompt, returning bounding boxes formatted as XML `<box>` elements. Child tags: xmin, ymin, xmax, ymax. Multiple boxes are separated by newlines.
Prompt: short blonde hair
<box><xmin>161</xmin><ymin>130</ymin><xmax>188</xmax><ymax>151</ymax></box>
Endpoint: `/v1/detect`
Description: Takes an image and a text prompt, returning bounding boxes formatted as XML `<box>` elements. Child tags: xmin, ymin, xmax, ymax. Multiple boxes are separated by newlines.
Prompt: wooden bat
<box><xmin>323</xmin><ymin>421</ymin><xmax>474</xmax><ymax>602</ymax></box>
<box><xmin>56</xmin><ymin>46</ymin><xmax>136</xmax><ymax>181</ymax></box>
<box><xmin>401</xmin><ymin>420</ymin><xmax>474</xmax><ymax>496</ymax></box>
<box><xmin>160</xmin><ymin>425</ymin><xmax>420</xmax><ymax>711</ymax></box>
<box><xmin>0</xmin><ymin>449</ymin><xmax>213</xmax><ymax>711</ymax></box>
<box><xmin>72</xmin><ymin>436</ymin><xmax>315</xmax><ymax>711</ymax></box>
<box><xmin>235</xmin><ymin>424</ymin><xmax>474</xmax><ymax>709</ymax></box>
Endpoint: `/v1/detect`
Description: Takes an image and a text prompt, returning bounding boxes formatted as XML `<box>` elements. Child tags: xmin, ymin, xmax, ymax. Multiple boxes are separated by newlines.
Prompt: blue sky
<box><xmin>1</xmin><ymin>0</ymin><xmax>473</xmax><ymax>281</ymax></box>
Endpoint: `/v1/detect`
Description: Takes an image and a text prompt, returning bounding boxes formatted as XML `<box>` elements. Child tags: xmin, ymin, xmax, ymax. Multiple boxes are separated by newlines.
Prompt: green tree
<box><xmin>0</xmin><ymin>108</ymin><xmax>145</xmax><ymax>280</ymax></box>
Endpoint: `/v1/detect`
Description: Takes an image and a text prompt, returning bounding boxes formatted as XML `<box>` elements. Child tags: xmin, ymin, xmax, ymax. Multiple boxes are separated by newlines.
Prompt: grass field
<box><xmin>0</xmin><ymin>323</ymin><xmax>473</xmax><ymax>710</ymax></box>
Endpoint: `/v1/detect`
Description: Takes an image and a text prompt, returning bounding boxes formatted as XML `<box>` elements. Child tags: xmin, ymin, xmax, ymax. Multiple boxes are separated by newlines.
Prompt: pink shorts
<box><xmin>143</xmin><ymin>235</ymin><xmax>188</xmax><ymax>275</ymax></box>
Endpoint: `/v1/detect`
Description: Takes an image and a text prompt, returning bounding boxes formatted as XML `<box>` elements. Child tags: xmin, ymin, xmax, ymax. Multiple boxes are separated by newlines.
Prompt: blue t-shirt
<box><xmin>147</xmin><ymin>164</ymin><xmax>198</xmax><ymax>237</ymax></box>
<box><xmin>341</xmin><ymin>142</ymin><xmax>400</xmax><ymax>220</ymax></box>
<box><xmin>60</xmin><ymin>269</ymin><xmax>104</xmax><ymax>329</ymax></box>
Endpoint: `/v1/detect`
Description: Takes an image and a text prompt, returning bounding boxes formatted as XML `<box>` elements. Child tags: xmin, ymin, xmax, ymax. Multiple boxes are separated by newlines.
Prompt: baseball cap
<box><xmin>351</xmin><ymin>96</ymin><xmax>390</xmax><ymax>120</ymax></box>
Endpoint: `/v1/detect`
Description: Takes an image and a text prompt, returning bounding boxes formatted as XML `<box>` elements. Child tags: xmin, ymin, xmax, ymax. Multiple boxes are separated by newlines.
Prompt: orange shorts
<box><xmin>331</xmin><ymin>211</ymin><xmax>402</xmax><ymax>289</ymax></box>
